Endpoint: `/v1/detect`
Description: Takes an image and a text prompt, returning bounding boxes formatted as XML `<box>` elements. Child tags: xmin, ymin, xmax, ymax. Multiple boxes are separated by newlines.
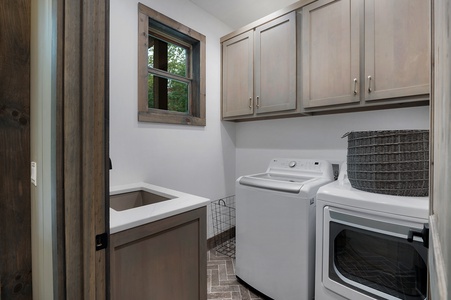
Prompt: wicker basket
<box><xmin>345</xmin><ymin>130</ymin><xmax>429</xmax><ymax>197</ymax></box>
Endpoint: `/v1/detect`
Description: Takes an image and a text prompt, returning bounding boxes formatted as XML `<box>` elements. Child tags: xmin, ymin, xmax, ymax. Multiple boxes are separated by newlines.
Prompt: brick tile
<box><xmin>207</xmin><ymin>250</ymin><xmax>267</xmax><ymax>300</ymax></box>
<box><xmin>208</xmin><ymin>291</ymin><xmax>232</xmax><ymax>299</ymax></box>
<box><xmin>211</xmin><ymin>284</ymin><xmax>240</xmax><ymax>293</ymax></box>
<box><xmin>226</xmin><ymin>259</ymin><xmax>234</xmax><ymax>275</ymax></box>
<box><xmin>211</xmin><ymin>269</ymin><xmax>220</xmax><ymax>287</ymax></box>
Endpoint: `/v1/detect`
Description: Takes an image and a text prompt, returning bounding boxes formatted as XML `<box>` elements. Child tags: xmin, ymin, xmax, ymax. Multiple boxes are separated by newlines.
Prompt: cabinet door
<box><xmin>364</xmin><ymin>0</ymin><xmax>430</xmax><ymax>101</ymax></box>
<box><xmin>222</xmin><ymin>31</ymin><xmax>254</xmax><ymax>118</ymax></box>
<box><xmin>254</xmin><ymin>12</ymin><xmax>296</xmax><ymax>114</ymax></box>
<box><xmin>110</xmin><ymin>208</ymin><xmax>207</xmax><ymax>300</ymax></box>
<box><xmin>302</xmin><ymin>0</ymin><xmax>362</xmax><ymax>108</ymax></box>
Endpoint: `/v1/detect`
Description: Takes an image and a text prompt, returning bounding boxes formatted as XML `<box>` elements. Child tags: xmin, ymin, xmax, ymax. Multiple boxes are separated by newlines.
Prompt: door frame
<box><xmin>55</xmin><ymin>0</ymin><xmax>110</xmax><ymax>298</ymax></box>
<box><xmin>429</xmin><ymin>0</ymin><xmax>450</xmax><ymax>298</ymax></box>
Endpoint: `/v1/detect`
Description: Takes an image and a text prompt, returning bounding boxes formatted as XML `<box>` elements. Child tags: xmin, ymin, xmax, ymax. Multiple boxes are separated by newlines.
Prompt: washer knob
<box><xmin>289</xmin><ymin>161</ymin><xmax>296</xmax><ymax>168</ymax></box>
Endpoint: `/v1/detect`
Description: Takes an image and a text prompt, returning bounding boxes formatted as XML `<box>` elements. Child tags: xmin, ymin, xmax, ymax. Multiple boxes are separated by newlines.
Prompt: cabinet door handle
<box><xmin>368</xmin><ymin>75</ymin><xmax>372</xmax><ymax>93</ymax></box>
<box><xmin>256</xmin><ymin>96</ymin><xmax>260</xmax><ymax>108</ymax></box>
<box><xmin>249</xmin><ymin>97</ymin><xmax>252</xmax><ymax>109</ymax></box>
<box><xmin>353</xmin><ymin>78</ymin><xmax>358</xmax><ymax>95</ymax></box>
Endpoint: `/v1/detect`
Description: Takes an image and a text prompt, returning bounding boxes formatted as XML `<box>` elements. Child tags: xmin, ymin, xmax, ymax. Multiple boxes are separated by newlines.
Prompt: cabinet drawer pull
<box><xmin>249</xmin><ymin>98</ymin><xmax>252</xmax><ymax>109</ymax></box>
<box><xmin>368</xmin><ymin>75</ymin><xmax>372</xmax><ymax>93</ymax></box>
<box><xmin>353</xmin><ymin>78</ymin><xmax>358</xmax><ymax>95</ymax></box>
<box><xmin>256</xmin><ymin>96</ymin><xmax>260</xmax><ymax>108</ymax></box>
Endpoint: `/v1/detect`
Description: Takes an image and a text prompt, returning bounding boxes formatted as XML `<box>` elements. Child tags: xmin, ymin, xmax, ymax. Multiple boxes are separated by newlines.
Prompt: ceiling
<box><xmin>189</xmin><ymin>0</ymin><xmax>299</xmax><ymax>30</ymax></box>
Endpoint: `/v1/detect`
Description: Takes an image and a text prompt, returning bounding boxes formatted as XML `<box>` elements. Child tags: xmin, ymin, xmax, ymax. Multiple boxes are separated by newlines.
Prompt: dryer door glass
<box><xmin>327</xmin><ymin>210</ymin><xmax>427</xmax><ymax>300</ymax></box>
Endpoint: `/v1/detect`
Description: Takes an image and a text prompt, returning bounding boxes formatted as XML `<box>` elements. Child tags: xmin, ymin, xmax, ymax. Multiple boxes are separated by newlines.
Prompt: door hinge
<box><xmin>96</xmin><ymin>232</ymin><xmax>108</xmax><ymax>251</ymax></box>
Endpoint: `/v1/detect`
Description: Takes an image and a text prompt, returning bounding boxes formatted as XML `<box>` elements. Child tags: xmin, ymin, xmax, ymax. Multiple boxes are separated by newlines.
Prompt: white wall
<box><xmin>109</xmin><ymin>0</ymin><xmax>235</xmax><ymax>237</ymax></box>
<box><xmin>236</xmin><ymin>106</ymin><xmax>430</xmax><ymax>176</ymax></box>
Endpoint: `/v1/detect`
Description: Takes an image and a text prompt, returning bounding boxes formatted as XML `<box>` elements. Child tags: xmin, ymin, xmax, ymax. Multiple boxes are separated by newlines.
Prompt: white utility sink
<box><xmin>110</xmin><ymin>182</ymin><xmax>209</xmax><ymax>234</ymax></box>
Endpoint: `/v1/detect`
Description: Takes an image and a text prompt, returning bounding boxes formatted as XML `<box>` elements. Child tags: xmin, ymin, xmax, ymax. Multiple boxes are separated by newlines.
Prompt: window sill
<box><xmin>138</xmin><ymin>110</ymin><xmax>206</xmax><ymax>126</ymax></box>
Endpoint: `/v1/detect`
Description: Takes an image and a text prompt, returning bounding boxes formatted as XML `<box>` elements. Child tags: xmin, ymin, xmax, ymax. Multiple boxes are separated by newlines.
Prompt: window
<box><xmin>138</xmin><ymin>3</ymin><xmax>206</xmax><ymax>125</ymax></box>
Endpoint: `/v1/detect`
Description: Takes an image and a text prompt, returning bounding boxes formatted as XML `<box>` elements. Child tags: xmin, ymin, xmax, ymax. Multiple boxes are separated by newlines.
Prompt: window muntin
<box><xmin>138</xmin><ymin>4</ymin><xmax>206</xmax><ymax>126</ymax></box>
<box><xmin>147</xmin><ymin>74</ymin><xmax>189</xmax><ymax>113</ymax></box>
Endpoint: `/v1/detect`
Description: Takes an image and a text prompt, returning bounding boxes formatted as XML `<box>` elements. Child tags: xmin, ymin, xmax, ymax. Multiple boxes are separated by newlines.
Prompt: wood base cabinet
<box><xmin>222</xmin><ymin>12</ymin><xmax>299</xmax><ymax>120</ymax></box>
<box><xmin>301</xmin><ymin>0</ymin><xmax>430</xmax><ymax>111</ymax></box>
<box><xmin>110</xmin><ymin>207</ymin><xmax>207</xmax><ymax>300</ymax></box>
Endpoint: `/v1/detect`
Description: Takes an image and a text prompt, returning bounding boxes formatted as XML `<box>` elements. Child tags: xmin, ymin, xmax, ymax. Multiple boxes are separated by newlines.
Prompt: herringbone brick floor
<box><xmin>207</xmin><ymin>250</ymin><xmax>264</xmax><ymax>300</ymax></box>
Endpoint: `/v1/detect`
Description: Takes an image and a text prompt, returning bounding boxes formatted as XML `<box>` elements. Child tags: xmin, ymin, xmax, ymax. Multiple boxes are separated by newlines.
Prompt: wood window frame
<box><xmin>138</xmin><ymin>3</ymin><xmax>206</xmax><ymax>126</ymax></box>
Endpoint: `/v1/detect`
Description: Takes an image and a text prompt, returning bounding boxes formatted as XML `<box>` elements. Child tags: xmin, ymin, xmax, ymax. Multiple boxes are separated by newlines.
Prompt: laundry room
<box><xmin>107</xmin><ymin>0</ymin><xmax>433</xmax><ymax>299</ymax></box>
<box><xmin>23</xmin><ymin>0</ymin><xmax>450</xmax><ymax>298</ymax></box>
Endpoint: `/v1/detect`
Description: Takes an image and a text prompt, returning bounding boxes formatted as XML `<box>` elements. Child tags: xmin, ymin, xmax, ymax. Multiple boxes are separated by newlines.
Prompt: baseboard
<box><xmin>207</xmin><ymin>227</ymin><xmax>235</xmax><ymax>250</ymax></box>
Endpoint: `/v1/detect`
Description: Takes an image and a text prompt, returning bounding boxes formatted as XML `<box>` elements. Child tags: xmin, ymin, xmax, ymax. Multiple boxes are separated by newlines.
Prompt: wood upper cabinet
<box><xmin>222</xmin><ymin>0</ymin><xmax>430</xmax><ymax>119</ymax></box>
<box><xmin>364</xmin><ymin>0</ymin><xmax>430</xmax><ymax>101</ymax></box>
<box><xmin>222</xmin><ymin>12</ymin><xmax>297</xmax><ymax>120</ymax></box>
<box><xmin>254</xmin><ymin>12</ymin><xmax>296</xmax><ymax>114</ymax></box>
<box><xmin>302</xmin><ymin>0</ymin><xmax>430</xmax><ymax>109</ymax></box>
<box><xmin>222</xmin><ymin>31</ymin><xmax>254</xmax><ymax>118</ymax></box>
<box><xmin>301</xmin><ymin>0</ymin><xmax>362</xmax><ymax>108</ymax></box>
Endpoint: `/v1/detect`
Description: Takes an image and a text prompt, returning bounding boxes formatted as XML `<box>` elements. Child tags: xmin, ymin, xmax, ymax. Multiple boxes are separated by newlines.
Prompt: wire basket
<box><xmin>345</xmin><ymin>130</ymin><xmax>429</xmax><ymax>197</ymax></box>
<box><xmin>211</xmin><ymin>196</ymin><xmax>236</xmax><ymax>258</ymax></box>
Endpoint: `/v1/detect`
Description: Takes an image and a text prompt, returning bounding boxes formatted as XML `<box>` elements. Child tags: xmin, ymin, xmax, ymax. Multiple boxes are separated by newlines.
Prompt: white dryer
<box><xmin>315</xmin><ymin>163</ymin><xmax>429</xmax><ymax>300</ymax></box>
<box><xmin>235</xmin><ymin>158</ymin><xmax>334</xmax><ymax>300</ymax></box>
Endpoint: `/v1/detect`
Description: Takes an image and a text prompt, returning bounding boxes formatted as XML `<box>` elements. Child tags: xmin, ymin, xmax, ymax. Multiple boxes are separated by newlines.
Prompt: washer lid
<box><xmin>239</xmin><ymin>174</ymin><xmax>318</xmax><ymax>194</ymax></box>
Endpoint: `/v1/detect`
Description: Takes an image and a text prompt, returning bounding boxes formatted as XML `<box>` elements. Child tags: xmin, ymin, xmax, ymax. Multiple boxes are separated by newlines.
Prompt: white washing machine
<box><xmin>315</xmin><ymin>163</ymin><xmax>429</xmax><ymax>300</ymax></box>
<box><xmin>235</xmin><ymin>158</ymin><xmax>334</xmax><ymax>300</ymax></box>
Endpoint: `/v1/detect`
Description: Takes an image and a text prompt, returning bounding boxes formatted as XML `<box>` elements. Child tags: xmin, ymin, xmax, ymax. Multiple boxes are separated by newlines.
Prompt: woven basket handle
<box><xmin>341</xmin><ymin>132</ymin><xmax>352</xmax><ymax>138</ymax></box>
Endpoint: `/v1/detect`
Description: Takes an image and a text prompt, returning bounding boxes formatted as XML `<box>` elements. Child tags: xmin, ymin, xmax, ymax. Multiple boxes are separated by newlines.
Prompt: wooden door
<box><xmin>56</xmin><ymin>0</ymin><xmax>109</xmax><ymax>298</ymax></box>
<box><xmin>301</xmin><ymin>0</ymin><xmax>362</xmax><ymax>108</ymax></box>
<box><xmin>254</xmin><ymin>12</ymin><xmax>296</xmax><ymax>114</ymax></box>
<box><xmin>222</xmin><ymin>31</ymin><xmax>254</xmax><ymax>118</ymax></box>
<box><xmin>0</xmin><ymin>0</ymin><xmax>32</xmax><ymax>298</ymax></box>
<box><xmin>364</xmin><ymin>0</ymin><xmax>430</xmax><ymax>102</ymax></box>
<box><xmin>429</xmin><ymin>0</ymin><xmax>451</xmax><ymax>297</ymax></box>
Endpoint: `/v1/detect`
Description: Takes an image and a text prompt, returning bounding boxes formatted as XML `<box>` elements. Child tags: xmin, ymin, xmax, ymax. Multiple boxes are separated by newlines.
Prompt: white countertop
<box><xmin>110</xmin><ymin>182</ymin><xmax>210</xmax><ymax>234</ymax></box>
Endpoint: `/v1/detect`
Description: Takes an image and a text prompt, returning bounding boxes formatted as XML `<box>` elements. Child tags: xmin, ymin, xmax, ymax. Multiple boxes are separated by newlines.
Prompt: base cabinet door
<box><xmin>364</xmin><ymin>0</ymin><xmax>430</xmax><ymax>102</ymax></box>
<box><xmin>301</xmin><ymin>0</ymin><xmax>362</xmax><ymax>108</ymax></box>
<box><xmin>110</xmin><ymin>208</ymin><xmax>207</xmax><ymax>300</ymax></box>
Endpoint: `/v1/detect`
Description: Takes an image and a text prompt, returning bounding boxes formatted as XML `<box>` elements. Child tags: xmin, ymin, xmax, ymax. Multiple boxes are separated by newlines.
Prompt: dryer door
<box><xmin>322</xmin><ymin>206</ymin><xmax>428</xmax><ymax>300</ymax></box>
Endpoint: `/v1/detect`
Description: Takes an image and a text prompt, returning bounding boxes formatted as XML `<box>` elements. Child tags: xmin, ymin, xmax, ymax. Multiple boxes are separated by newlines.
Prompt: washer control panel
<box><xmin>269</xmin><ymin>158</ymin><xmax>324</xmax><ymax>172</ymax></box>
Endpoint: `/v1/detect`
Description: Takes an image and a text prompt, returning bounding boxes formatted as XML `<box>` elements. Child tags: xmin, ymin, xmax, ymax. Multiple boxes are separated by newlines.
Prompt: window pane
<box><xmin>148</xmin><ymin>73</ymin><xmax>189</xmax><ymax>113</ymax></box>
<box><xmin>168</xmin><ymin>79</ymin><xmax>189</xmax><ymax>112</ymax></box>
<box><xmin>148</xmin><ymin>35</ymin><xmax>188</xmax><ymax>78</ymax></box>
